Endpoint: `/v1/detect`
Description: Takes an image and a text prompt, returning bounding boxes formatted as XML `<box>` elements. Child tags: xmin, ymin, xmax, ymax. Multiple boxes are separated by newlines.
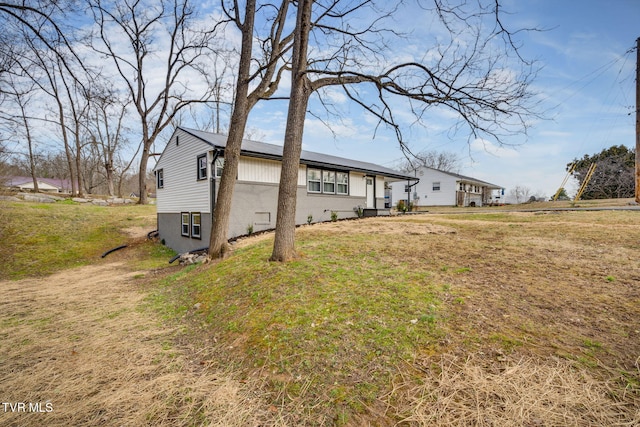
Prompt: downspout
<box><xmin>210</xmin><ymin>150</ymin><xmax>220</xmax><ymax>223</ymax></box>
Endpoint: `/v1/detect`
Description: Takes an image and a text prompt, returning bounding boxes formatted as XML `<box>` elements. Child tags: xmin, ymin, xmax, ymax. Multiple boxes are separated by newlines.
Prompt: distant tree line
<box><xmin>570</xmin><ymin>145</ymin><xmax>635</xmax><ymax>200</ymax></box>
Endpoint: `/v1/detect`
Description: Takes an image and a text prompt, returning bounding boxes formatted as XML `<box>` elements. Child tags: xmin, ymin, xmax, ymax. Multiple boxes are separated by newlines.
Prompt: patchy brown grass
<box><xmin>396</xmin><ymin>354</ymin><xmax>640</xmax><ymax>426</ymax></box>
<box><xmin>0</xmin><ymin>262</ymin><xmax>283</xmax><ymax>426</ymax></box>
<box><xmin>157</xmin><ymin>209</ymin><xmax>640</xmax><ymax>425</ymax></box>
<box><xmin>2</xmin><ymin>201</ymin><xmax>639</xmax><ymax>426</ymax></box>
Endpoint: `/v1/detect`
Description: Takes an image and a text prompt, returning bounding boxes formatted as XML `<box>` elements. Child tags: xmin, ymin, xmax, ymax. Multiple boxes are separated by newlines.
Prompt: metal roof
<box><xmin>414</xmin><ymin>166</ymin><xmax>502</xmax><ymax>189</ymax></box>
<box><xmin>179</xmin><ymin>127</ymin><xmax>414</xmax><ymax>181</ymax></box>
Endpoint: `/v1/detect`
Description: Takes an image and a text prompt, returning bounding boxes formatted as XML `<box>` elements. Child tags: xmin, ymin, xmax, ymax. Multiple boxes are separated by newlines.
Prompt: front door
<box><xmin>366</xmin><ymin>177</ymin><xmax>375</xmax><ymax>208</ymax></box>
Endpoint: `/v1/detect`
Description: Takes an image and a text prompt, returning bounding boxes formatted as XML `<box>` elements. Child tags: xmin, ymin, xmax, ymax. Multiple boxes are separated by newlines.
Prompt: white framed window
<box><xmin>156</xmin><ymin>169</ymin><xmax>164</xmax><ymax>189</ymax></box>
<box><xmin>459</xmin><ymin>183</ymin><xmax>464</xmax><ymax>191</ymax></box>
<box><xmin>323</xmin><ymin>171</ymin><xmax>336</xmax><ymax>194</ymax></box>
<box><xmin>197</xmin><ymin>154</ymin><xmax>207</xmax><ymax>180</ymax></box>
<box><xmin>214</xmin><ymin>157</ymin><xmax>224</xmax><ymax>178</ymax></box>
<box><xmin>181</xmin><ymin>212</ymin><xmax>190</xmax><ymax>237</ymax></box>
<box><xmin>191</xmin><ymin>212</ymin><xmax>201</xmax><ymax>239</ymax></box>
<box><xmin>336</xmin><ymin>172</ymin><xmax>349</xmax><ymax>195</ymax></box>
<box><xmin>432</xmin><ymin>181</ymin><xmax>440</xmax><ymax>191</ymax></box>
<box><xmin>307</xmin><ymin>168</ymin><xmax>321</xmax><ymax>193</ymax></box>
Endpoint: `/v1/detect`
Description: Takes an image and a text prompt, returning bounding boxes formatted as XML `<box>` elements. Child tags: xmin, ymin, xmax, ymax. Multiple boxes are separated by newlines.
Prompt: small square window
<box><xmin>191</xmin><ymin>213</ymin><xmax>201</xmax><ymax>239</ymax></box>
<box><xmin>197</xmin><ymin>154</ymin><xmax>207</xmax><ymax>180</ymax></box>
<box><xmin>432</xmin><ymin>181</ymin><xmax>440</xmax><ymax>191</ymax></box>
<box><xmin>156</xmin><ymin>169</ymin><xmax>164</xmax><ymax>189</ymax></box>
<box><xmin>181</xmin><ymin>212</ymin><xmax>190</xmax><ymax>237</ymax></box>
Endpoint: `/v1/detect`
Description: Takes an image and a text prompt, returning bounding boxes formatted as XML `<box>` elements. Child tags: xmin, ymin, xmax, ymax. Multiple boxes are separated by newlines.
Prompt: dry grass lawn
<box><xmin>1</xmin><ymin>201</ymin><xmax>639</xmax><ymax>426</ymax></box>
<box><xmin>0</xmin><ymin>260</ymin><xmax>281</xmax><ymax>426</ymax></box>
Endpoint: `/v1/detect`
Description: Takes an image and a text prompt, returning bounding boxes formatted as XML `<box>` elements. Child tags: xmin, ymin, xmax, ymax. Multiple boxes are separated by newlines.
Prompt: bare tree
<box><xmin>4</xmin><ymin>74</ymin><xmax>39</xmax><ymax>191</ymax></box>
<box><xmin>0</xmin><ymin>1</ymin><xmax>85</xmax><ymax>83</ymax></box>
<box><xmin>270</xmin><ymin>0</ymin><xmax>540</xmax><ymax>261</ymax></box>
<box><xmin>508</xmin><ymin>185</ymin><xmax>531</xmax><ymax>204</ymax></box>
<box><xmin>11</xmin><ymin>35</ymin><xmax>81</xmax><ymax>195</ymax></box>
<box><xmin>87</xmin><ymin>0</ymin><xmax>221</xmax><ymax>204</ymax></box>
<box><xmin>397</xmin><ymin>149</ymin><xmax>462</xmax><ymax>174</ymax></box>
<box><xmin>1</xmin><ymin>3</ymin><xmax>86</xmax><ymax>194</ymax></box>
<box><xmin>87</xmin><ymin>87</ymin><xmax>131</xmax><ymax>196</ymax></box>
<box><xmin>207</xmin><ymin>0</ymin><xmax>292</xmax><ymax>259</ymax></box>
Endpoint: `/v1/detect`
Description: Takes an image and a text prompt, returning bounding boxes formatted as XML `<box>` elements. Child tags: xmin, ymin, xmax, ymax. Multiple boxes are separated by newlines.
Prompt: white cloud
<box><xmin>470</xmin><ymin>138</ymin><xmax>520</xmax><ymax>159</ymax></box>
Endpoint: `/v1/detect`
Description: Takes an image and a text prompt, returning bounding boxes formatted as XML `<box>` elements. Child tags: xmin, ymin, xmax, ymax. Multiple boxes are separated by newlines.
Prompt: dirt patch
<box><xmin>312</xmin><ymin>217</ymin><xmax>457</xmax><ymax>235</ymax></box>
<box><xmin>231</xmin><ymin>216</ymin><xmax>456</xmax><ymax>250</ymax></box>
<box><xmin>121</xmin><ymin>226</ymin><xmax>154</xmax><ymax>239</ymax></box>
<box><xmin>0</xmin><ymin>263</ymin><xmax>279</xmax><ymax>426</ymax></box>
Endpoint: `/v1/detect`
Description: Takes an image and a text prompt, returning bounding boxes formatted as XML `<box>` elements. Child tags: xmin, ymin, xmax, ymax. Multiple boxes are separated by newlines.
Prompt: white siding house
<box><xmin>154</xmin><ymin>127</ymin><xmax>415</xmax><ymax>253</ymax></box>
<box><xmin>390</xmin><ymin>166</ymin><xmax>502</xmax><ymax>208</ymax></box>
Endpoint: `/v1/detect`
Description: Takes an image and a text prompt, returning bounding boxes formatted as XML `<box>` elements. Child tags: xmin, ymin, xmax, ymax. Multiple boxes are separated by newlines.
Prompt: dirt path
<box><xmin>0</xmin><ymin>263</ymin><xmax>275</xmax><ymax>427</ymax></box>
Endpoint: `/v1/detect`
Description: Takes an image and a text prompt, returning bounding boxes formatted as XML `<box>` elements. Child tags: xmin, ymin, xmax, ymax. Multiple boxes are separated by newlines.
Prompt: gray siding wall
<box><xmin>158</xmin><ymin>181</ymin><xmax>372</xmax><ymax>254</ymax></box>
<box><xmin>158</xmin><ymin>212</ymin><xmax>212</xmax><ymax>254</ymax></box>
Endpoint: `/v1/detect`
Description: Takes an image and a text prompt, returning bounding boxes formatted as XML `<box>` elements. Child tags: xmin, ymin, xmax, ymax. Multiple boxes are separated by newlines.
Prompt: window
<box><xmin>191</xmin><ymin>212</ymin><xmax>201</xmax><ymax>239</ymax></box>
<box><xmin>214</xmin><ymin>157</ymin><xmax>224</xmax><ymax>178</ymax></box>
<box><xmin>336</xmin><ymin>172</ymin><xmax>349</xmax><ymax>195</ymax></box>
<box><xmin>181</xmin><ymin>213</ymin><xmax>190</xmax><ymax>237</ymax></box>
<box><xmin>307</xmin><ymin>169</ymin><xmax>321</xmax><ymax>193</ymax></box>
<box><xmin>323</xmin><ymin>171</ymin><xmax>335</xmax><ymax>194</ymax></box>
<box><xmin>459</xmin><ymin>183</ymin><xmax>464</xmax><ymax>191</ymax></box>
<box><xmin>308</xmin><ymin>168</ymin><xmax>350</xmax><ymax>195</ymax></box>
<box><xmin>432</xmin><ymin>181</ymin><xmax>441</xmax><ymax>191</ymax></box>
<box><xmin>156</xmin><ymin>169</ymin><xmax>164</xmax><ymax>189</ymax></box>
<box><xmin>197</xmin><ymin>154</ymin><xmax>207</xmax><ymax>180</ymax></box>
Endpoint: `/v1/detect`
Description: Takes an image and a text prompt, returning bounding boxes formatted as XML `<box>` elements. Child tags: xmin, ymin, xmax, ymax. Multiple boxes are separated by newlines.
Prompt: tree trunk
<box><xmin>138</xmin><ymin>144</ymin><xmax>149</xmax><ymax>204</ymax></box>
<box><xmin>74</xmin><ymin>130</ymin><xmax>85</xmax><ymax>197</ymax></box>
<box><xmin>208</xmin><ymin>0</ymin><xmax>256</xmax><ymax>259</ymax></box>
<box><xmin>105</xmin><ymin>160</ymin><xmax>115</xmax><ymax>196</ymax></box>
<box><xmin>270</xmin><ymin>0</ymin><xmax>312</xmax><ymax>262</ymax></box>
<box><xmin>25</xmin><ymin>127</ymin><xmax>39</xmax><ymax>193</ymax></box>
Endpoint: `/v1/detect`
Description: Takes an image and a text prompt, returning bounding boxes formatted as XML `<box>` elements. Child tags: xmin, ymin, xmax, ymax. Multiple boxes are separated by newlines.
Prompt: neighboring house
<box><xmin>2</xmin><ymin>176</ymin><xmax>72</xmax><ymax>193</ymax></box>
<box><xmin>154</xmin><ymin>127</ymin><xmax>415</xmax><ymax>253</ymax></box>
<box><xmin>390</xmin><ymin>166</ymin><xmax>503</xmax><ymax>208</ymax></box>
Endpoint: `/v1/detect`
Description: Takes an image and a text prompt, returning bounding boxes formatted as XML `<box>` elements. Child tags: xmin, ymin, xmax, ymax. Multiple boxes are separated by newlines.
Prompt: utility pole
<box><xmin>636</xmin><ymin>37</ymin><xmax>640</xmax><ymax>203</ymax></box>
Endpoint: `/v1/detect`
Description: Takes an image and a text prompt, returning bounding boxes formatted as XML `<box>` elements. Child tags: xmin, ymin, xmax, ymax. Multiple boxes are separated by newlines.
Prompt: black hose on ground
<box><xmin>101</xmin><ymin>245</ymin><xmax>128</xmax><ymax>258</ymax></box>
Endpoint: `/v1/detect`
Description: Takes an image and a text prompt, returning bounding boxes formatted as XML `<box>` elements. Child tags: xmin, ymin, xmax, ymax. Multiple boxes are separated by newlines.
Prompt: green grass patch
<box><xmin>152</xmin><ymin>233</ymin><xmax>445</xmax><ymax>420</ymax></box>
<box><xmin>0</xmin><ymin>201</ymin><xmax>161</xmax><ymax>279</ymax></box>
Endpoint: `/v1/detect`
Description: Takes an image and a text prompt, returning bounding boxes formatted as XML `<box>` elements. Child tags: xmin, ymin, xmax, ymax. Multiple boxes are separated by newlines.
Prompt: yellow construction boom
<box><xmin>553</xmin><ymin>163</ymin><xmax>576</xmax><ymax>201</ymax></box>
<box><xmin>574</xmin><ymin>163</ymin><xmax>597</xmax><ymax>202</ymax></box>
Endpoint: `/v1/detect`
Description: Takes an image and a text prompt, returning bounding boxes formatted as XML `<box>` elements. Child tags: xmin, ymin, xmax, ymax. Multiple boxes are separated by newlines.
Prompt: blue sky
<box><xmin>243</xmin><ymin>0</ymin><xmax>639</xmax><ymax>199</ymax></box>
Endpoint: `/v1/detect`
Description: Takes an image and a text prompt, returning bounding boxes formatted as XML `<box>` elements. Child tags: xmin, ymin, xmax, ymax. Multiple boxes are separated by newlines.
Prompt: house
<box><xmin>390</xmin><ymin>166</ymin><xmax>503</xmax><ymax>208</ymax></box>
<box><xmin>154</xmin><ymin>127</ymin><xmax>416</xmax><ymax>253</ymax></box>
<box><xmin>2</xmin><ymin>176</ymin><xmax>72</xmax><ymax>193</ymax></box>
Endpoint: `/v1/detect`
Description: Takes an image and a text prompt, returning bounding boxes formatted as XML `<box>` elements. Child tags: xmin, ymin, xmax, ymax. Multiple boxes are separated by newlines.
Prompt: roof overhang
<box><xmin>179</xmin><ymin>127</ymin><xmax>416</xmax><ymax>181</ymax></box>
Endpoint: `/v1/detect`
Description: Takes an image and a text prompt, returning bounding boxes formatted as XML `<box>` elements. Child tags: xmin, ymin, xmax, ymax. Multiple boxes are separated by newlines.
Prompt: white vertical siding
<box><xmin>375</xmin><ymin>176</ymin><xmax>385</xmax><ymax>198</ymax></box>
<box><xmin>155</xmin><ymin>130</ymin><xmax>212</xmax><ymax>214</ymax></box>
<box><xmin>350</xmin><ymin>172</ymin><xmax>366</xmax><ymax>197</ymax></box>
<box><xmin>298</xmin><ymin>166</ymin><xmax>306</xmax><ymax>186</ymax></box>
<box><xmin>238</xmin><ymin>157</ymin><xmax>281</xmax><ymax>183</ymax></box>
